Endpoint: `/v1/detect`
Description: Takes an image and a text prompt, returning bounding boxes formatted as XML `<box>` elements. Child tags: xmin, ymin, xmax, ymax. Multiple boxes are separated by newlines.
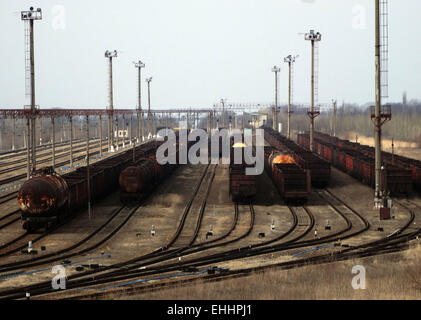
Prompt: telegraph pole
<box><xmin>134</xmin><ymin>60</ymin><xmax>145</xmax><ymax>142</ymax></box>
<box><xmin>305</xmin><ymin>30</ymin><xmax>322</xmax><ymax>152</ymax></box>
<box><xmin>105</xmin><ymin>50</ymin><xmax>118</xmax><ymax>152</ymax></box>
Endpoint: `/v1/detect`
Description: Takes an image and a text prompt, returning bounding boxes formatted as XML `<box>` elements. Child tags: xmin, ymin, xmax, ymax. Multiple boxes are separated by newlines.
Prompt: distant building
<box><xmin>249</xmin><ymin>113</ymin><xmax>267</xmax><ymax>129</ymax></box>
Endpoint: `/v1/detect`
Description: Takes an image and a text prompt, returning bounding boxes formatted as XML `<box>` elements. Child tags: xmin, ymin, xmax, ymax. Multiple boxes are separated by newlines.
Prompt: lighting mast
<box><xmin>304</xmin><ymin>30</ymin><xmax>322</xmax><ymax>152</ymax></box>
<box><xmin>105</xmin><ymin>50</ymin><xmax>118</xmax><ymax>152</ymax></box>
<box><xmin>284</xmin><ymin>55</ymin><xmax>299</xmax><ymax>139</ymax></box>
<box><xmin>21</xmin><ymin>6</ymin><xmax>42</xmax><ymax>178</ymax></box>
<box><xmin>133</xmin><ymin>60</ymin><xmax>145</xmax><ymax>142</ymax></box>
<box><xmin>271</xmin><ymin>66</ymin><xmax>281</xmax><ymax>132</ymax></box>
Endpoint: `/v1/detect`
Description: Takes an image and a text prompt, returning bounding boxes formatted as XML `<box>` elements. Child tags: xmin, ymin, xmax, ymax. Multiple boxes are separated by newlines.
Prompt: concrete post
<box><xmin>86</xmin><ymin>115</ymin><xmax>91</xmax><ymax>220</ymax></box>
<box><xmin>287</xmin><ymin>61</ymin><xmax>292</xmax><ymax>139</ymax></box>
<box><xmin>26</xmin><ymin>117</ymin><xmax>30</xmax><ymax>180</ymax></box>
<box><xmin>69</xmin><ymin>116</ymin><xmax>73</xmax><ymax>167</ymax></box>
<box><xmin>99</xmin><ymin>115</ymin><xmax>103</xmax><ymax>157</ymax></box>
<box><xmin>310</xmin><ymin>40</ymin><xmax>315</xmax><ymax>152</ymax></box>
<box><xmin>51</xmin><ymin>117</ymin><xmax>55</xmax><ymax>169</ymax></box>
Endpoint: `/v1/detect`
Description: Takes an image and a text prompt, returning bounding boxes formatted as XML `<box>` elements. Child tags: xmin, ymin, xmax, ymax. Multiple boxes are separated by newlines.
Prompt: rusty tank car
<box><xmin>119</xmin><ymin>158</ymin><xmax>157</xmax><ymax>203</ymax></box>
<box><xmin>119</xmin><ymin>151</ymin><xmax>181</xmax><ymax>204</ymax></box>
<box><xmin>17</xmin><ymin>140</ymin><xmax>159</xmax><ymax>232</ymax></box>
<box><xmin>18</xmin><ymin>167</ymin><xmax>69</xmax><ymax>231</ymax></box>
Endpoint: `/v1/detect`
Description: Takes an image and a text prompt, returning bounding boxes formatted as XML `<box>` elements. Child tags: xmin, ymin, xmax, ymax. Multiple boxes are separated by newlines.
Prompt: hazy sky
<box><xmin>0</xmin><ymin>0</ymin><xmax>420</xmax><ymax>109</ymax></box>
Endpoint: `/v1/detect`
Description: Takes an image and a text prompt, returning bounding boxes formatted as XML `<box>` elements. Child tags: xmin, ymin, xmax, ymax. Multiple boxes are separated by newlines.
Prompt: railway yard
<box><xmin>1</xmin><ymin>0</ymin><xmax>421</xmax><ymax>305</ymax></box>
<box><xmin>0</xmin><ymin>128</ymin><xmax>420</xmax><ymax>300</ymax></box>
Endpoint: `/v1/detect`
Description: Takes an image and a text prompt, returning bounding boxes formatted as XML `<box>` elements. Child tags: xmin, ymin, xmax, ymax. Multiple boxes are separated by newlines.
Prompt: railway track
<box><xmin>0</xmin><ymin>138</ymin><xmax>90</xmax><ymax>159</ymax></box>
<box><xmin>0</xmin><ymin>210</ymin><xmax>20</xmax><ymax>230</ymax></box>
<box><xmin>0</xmin><ymin>191</ymin><xmax>18</xmax><ymax>205</ymax></box>
<box><xmin>0</xmin><ymin>163</ymin><xmax>255</xmax><ymax>298</ymax></box>
<box><xmin>0</xmin><ymin>138</ymin><xmax>102</xmax><ymax>167</ymax></box>
<box><xmin>0</xmin><ymin>164</ymin><xmax>216</xmax><ymax>296</ymax></box>
<box><xmin>0</xmin><ymin>205</ymin><xmax>139</xmax><ymax>272</ymax></box>
<box><xmin>0</xmin><ymin>139</ymin><xmax>134</xmax><ymax>186</ymax></box>
<box><xmin>0</xmin><ymin>142</ymin><xmax>104</xmax><ymax>175</ymax></box>
<box><xmin>0</xmin><ymin>161</ymin><xmax>196</xmax><ymax>272</ymax></box>
<box><xmin>63</xmin><ymin>192</ymin><xmax>421</xmax><ymax>300</ymax></box>
<box><xmin>0</xmin><ymin>179</ymin><xmax>418</xmax><ymax>299</ymax></box>
<box><xmin>68</xmin><ymin>232</ymin><xmax>421</xmax><ymax>300</ymax></box>
<box><xmin>32</xmin><ymin>190</ymin><xmax>370</xmax><ymax>297</ymax></box>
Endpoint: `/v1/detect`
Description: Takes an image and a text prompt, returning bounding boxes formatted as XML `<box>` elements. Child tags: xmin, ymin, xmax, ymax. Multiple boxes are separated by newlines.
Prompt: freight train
<box><xmin>17</xmin><ymin>140</ymin><xmax>159</xmax><ymax>232</ymax></box>
<box><xmin>264</xmin><ymin>146</ymin><xmax>311</xmax><ymax>202</ymax></box>
<box><xmin>264</xmin><ymin>127</ymin><xmax>330</xmax><ymax>187</ymax></box>
<box><xmin>229</xmin><ymin>140</ymin><xmax>257</xmax><ymax>202</ymax></box>
<box><xmin>119</xmin><ymin>151</ymin><xmax>182</xmax><ymax>203</ymax></box>
<box><xmin>297</xmin><ymin>132</ymin><xmax>414</xmax><ymax>195</ymax></box>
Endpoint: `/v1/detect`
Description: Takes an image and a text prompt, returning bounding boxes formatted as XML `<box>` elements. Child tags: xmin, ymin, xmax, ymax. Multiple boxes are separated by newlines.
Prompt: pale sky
<box><xmin>0</xmin><ymin>0</ymin><xmax>419</xmax><ymax>109</ymax></box>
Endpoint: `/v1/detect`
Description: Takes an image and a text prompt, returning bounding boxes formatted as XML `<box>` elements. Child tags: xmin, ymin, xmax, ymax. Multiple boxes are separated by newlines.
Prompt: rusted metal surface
<box><xmin>0</xmin><ymin>108</ymin><xmax>215</xmax><ymax>119</ymax></box>
<box><xmin>17</xmin><ymin>139</ymin><xmax>160</xmax><ymax>230</ymax></box>
<box><xmin>298</xmin><ymin>132</ymin><xmax>415</xmax><ymax>195</ymax></box>
<box><xmin>17</xmin><ymin>174</ymin><xmax>69</xmax><ymax>216</ymax></box>
<box><xmin>119</xmin><ymin>159</ymin><xmax>155</xmax><ymax>194</ymax></box>
<box><xmin>264</xmin><ymin>146</ymin><xmax>310</xmax><ymax>201</ymax></box>
<box><xmin>228</xmin><ymin>137</ymin><xmax>257</xmax><ymax>202</ymax></box>
<box><xmin>265</xmin><ymin>127</ymin><xmax>330</xmax><ymax>187</ymax></box>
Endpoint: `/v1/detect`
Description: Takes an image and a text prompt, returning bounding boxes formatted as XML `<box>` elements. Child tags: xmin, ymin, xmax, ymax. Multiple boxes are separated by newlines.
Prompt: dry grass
<box><xmin>149</xmin><ymin>193</ymin><xmax>184</xmax><ymax>208</ymax></box>
<box><xmin>106</xmin><ymin>244</ymin><xmax>421</xmax><ymax>300</ymax></box>
<box><xmin>343</xmin><ymin>131</ymin><xmax>419</xmax><ymax>150</ymax></box>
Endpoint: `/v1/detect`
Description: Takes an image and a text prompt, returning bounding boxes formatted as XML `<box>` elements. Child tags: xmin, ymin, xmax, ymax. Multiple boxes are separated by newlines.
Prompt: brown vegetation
<box><xmin>107</xmin><ymin>244</ymin><xmax>421</xmax><ymax>300</ymax></box>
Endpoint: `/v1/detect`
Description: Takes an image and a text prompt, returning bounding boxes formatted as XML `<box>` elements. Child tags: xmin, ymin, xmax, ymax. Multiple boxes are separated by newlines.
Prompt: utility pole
<box><xmin>284</xmin><ymin>55</ymin><xmax>298</xmax><ymax>139</ymax></box>
<box><xmin>146</xmin><ymin>77</ymin><xmax>153</xmax><ymax>138</ymax></box>
<box><xmin>105</xmin><ymin>50</ymin><xmax>118</xmax><ymax>152</ymax></box>
<box><xmin>134</xmin><ymin>60</ymin><xmax>145</xmax><ymax>142</ymax></box>
<box><xmin>271</xmin><ymin>66</ymin><xmax>280</xmax><ymax>132</ymax></box>
<box><xmin>305</xmin><ymin>30</ymin><xmax>322</xmax><ymax>152</ymax></box>
<box><xmin>21</xmin><ymin>7</ymin><xmax>42</xmax><ymax>176</ymax></box>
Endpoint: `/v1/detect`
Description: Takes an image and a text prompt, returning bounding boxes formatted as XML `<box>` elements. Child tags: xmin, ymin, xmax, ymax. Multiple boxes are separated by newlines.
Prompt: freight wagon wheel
<box><xmin>23</xmin><ymin>221</ymin><xmax>31</xmax><ymax>232</ymax></box>
<box><xmin>46</xmin><ymin>221</ymin><xmax>55</xmax><ymax>231</ymax></box>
